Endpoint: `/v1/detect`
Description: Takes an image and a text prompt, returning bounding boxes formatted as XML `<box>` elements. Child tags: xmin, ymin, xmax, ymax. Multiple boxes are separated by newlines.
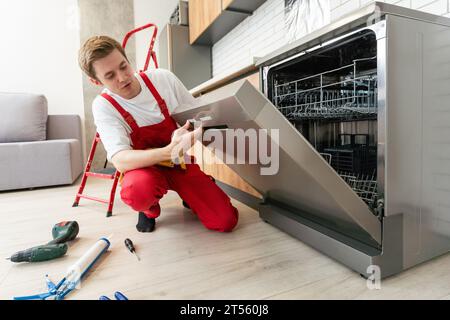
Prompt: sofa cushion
<box><xmin>0</xmin><ymin>139</ymin><xmax>82</xmax><ymax>191</ymax></box>
<box><xmin>0</xmin><ymin>92</ymin><xmax>48</xmax><ymax>143</ymax></box>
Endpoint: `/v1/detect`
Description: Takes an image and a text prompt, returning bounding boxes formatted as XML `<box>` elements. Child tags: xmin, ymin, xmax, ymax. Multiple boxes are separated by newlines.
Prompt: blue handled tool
<box><xmin>13</xmin><ymin>238</ymin><xmax>110</xmax><ymax>300</ymax></box>
<box><xmin>99</xmin><ymin>291</ymin><xmax>129</xmax><ymax>300</ymax></box>
<box><xmin>114</xmin><ymin>291</ymin><xmax>129</xmax><ymax>300</ymax></box>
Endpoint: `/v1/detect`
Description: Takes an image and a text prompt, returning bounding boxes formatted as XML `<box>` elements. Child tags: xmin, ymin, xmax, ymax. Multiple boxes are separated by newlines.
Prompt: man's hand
<box><xmin>163</xmin><ymin>121</ymin><xmax>202</xmax><ymax>163</ymax></box>
<box><xmin>112</xmin><ymin>121</ymin><xmax>202</xmax><ymax>173</ymax></box>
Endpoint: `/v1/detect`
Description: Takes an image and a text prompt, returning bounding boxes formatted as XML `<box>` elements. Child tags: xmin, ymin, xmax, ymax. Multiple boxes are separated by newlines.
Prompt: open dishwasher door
<box><xmin>172</xmin><ymin>80</ymin><xmax>381</xmax><ymax>248</ymax></box>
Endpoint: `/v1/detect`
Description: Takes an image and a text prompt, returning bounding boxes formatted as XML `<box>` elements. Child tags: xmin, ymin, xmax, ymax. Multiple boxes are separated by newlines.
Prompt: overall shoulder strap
<box><xmin>101</xmin><ymin>93</ymin><xmax>139</xmax><ymax>132</ymax></box>
<box><xmin>139</xmin><ymin>71</ymin><xmax>170</xmax><ymax>119</ymax></box>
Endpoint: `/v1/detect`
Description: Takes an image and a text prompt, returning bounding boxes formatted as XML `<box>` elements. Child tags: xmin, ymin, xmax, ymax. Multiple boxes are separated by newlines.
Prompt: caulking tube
<box><xmin>56</xmin><ymin>237</ymin><xmax>110</xmax><ymax>299</ymax></box>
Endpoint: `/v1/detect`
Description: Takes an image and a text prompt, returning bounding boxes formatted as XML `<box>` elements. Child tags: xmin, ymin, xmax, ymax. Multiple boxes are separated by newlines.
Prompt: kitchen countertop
<box><xmin>189</xmin><ymin>61</ymin><xmax>258</xmax><ymax>97</ymax></box>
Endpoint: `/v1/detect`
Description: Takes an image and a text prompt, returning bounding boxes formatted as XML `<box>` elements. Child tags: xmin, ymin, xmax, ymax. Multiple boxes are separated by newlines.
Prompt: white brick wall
<box><xmin>212</xmin><ymin>0</ymin><xmax>287</xmax><ymax>78</ymax></box>
<box><xmin>212</xmin><ymin>0</ymin><xmax>450</xmax><ymax>78</ymax></box>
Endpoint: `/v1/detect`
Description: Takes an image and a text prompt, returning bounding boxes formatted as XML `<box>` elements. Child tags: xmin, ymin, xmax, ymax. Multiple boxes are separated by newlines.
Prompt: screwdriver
<box><xmin>124</xmin><ymin>238</ymin><xmax>140</xmax><ymax>261</ymax></box>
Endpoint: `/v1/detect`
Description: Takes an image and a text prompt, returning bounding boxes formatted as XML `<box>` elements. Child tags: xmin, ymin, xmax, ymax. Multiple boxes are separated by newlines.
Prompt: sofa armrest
<box><xmin>47</xmin><ymin>115</ymin><xmax>82</xmax><ymax>141</ymax></box>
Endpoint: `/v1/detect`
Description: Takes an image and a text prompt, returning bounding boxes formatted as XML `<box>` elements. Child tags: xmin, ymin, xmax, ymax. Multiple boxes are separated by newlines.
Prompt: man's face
<box><xmin>90</xmin><ymin>48</ymin><xmax>141</xmax><ymax>99</ymax></box>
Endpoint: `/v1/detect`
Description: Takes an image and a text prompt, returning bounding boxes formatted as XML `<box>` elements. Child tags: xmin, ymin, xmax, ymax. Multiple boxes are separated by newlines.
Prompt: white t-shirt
<box><xmin>92</xmin><ymin>68</ymin><xmax>197</xmax><ymax>160</ymax></box>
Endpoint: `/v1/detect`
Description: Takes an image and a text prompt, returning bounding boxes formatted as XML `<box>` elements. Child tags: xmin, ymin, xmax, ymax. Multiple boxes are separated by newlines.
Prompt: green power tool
<box><xmin>6</xmin><ymin>221</ymin><xmax>79</xmax><ymax>263</ymax></box>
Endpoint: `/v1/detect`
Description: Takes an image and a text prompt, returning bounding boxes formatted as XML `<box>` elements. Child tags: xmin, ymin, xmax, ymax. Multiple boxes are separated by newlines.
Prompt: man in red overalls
<box><xmin>78</xmin><ymin>36</ymin><xmax>238</xmax><ymax>233</ymax></box>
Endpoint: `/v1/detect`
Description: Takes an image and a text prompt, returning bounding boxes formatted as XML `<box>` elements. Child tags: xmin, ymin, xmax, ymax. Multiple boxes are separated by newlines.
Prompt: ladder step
<box><xmin>94</xmin><ymin>167</ymin><xmax>117</xmax><ymax>175</ymax></box>
<box><xmin>77</xmin><ymin>194</ymin><xmax>110</xmax><ymax>204</ymax></box>
<box><xmin>85</xmin><ymin>172</ymin><xmax>115</xmax><ymax>179</ymax></box>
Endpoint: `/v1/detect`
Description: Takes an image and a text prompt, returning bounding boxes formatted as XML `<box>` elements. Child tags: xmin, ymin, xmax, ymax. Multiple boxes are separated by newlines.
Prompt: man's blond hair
<box><xmin>78</xmin><ymin>35</ymin><xmax>128</xmax><ymax>80</ymax></box>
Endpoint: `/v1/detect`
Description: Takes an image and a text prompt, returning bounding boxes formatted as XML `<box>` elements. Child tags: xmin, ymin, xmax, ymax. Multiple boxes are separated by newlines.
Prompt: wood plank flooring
<box><xmin>0</xmin><ymin>179</ymin><xmax>449</xmax><ymax>300</ymax></box>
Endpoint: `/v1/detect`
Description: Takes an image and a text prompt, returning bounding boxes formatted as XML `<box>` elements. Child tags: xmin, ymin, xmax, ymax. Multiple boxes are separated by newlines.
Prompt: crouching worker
<box><xmin>78</xmin><ymin>36</ymin><xmax>238</xmax><ymax>233</ymax></box>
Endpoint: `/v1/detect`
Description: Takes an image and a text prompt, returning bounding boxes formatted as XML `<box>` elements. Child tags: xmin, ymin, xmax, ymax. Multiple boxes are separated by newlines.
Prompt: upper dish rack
<box><xmin>273</xmin><ymin>57</ymin><xmax>378</xmax><ymax>120</ymax></box>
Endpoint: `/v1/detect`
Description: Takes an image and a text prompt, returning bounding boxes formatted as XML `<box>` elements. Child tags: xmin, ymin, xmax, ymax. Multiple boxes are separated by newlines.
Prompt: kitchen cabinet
<box><xmin>222</xmin><ymin>0</ymin><xmax>233</xmax><ymax>10</ymax></box>
<box><xmin>223</xmin><ymin>0</ymin><xmax>267</xmax><ymax>12</ymax></box>
<box><xmin>189</xmin><ymin>0</ymin><xmax>222</xmax><ymax>45</ymax></box>
<box><xmin>188</xmin><ymin>0</ymin><xmax>266</xmax><ymax>45</ymax></box>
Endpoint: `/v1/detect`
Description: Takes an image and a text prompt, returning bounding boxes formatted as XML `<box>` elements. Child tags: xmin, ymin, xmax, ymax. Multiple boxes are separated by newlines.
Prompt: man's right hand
<box><xmin>162</xmin><ymin>121</ymin><xmax>202</xmax><ymax>163</ymax></box>
<box><xmin>112</xmin><ymin>121</ymin><xmax>202</xmax><ymax>173</ymax></box>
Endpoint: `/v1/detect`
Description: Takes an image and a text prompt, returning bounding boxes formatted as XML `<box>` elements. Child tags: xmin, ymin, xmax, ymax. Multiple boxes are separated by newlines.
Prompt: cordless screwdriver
<box><xmin>6</xmin><ymin>221</ymin><xmax>79</xmax><ymax>263</ymax></box>
<box><xmin>6</xmin><ymin>244</ymin><xmax>68</xmax><ymax>263</ymax></box>
<box><xmin>48</xmin><ymin>221</ymin><xmax>79</xmax><ymax>245</ymax></box>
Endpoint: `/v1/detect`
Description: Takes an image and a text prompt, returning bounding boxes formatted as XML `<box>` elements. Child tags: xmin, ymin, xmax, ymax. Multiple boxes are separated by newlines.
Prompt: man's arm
<box><xmin>112</xmin><ymin>121</ymin><xmax>200</xmax><ymax>173</ymax></box>
<box><xmin>92</xmin><ymin>98</ymin><xmax>168</xmax><ymax>173</ymax></box>
<box><xmin>111</xmin><ymin>147</ymin><xmax>171</xmax><ymax>173</ymax></box>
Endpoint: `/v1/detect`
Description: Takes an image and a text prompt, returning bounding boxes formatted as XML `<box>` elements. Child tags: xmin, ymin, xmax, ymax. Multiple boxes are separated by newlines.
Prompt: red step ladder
<box><xmin>73</xmin><ymin>23</ymin><xmax>159</xmax><ymax>217</ymax></box>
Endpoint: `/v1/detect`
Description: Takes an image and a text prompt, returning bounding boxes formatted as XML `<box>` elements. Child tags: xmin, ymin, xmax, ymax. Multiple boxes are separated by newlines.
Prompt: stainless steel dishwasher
<box><xmin>173</xmin><ymin>2</ymin><xmax>450</xmax><ymax>278</ymax></box>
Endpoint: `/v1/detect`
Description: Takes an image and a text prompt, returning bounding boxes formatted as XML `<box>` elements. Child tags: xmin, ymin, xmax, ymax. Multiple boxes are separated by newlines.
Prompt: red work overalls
<box><xmin>101</xmin><ymin>72</ymin><xmax>238</xmax><ymax>232</ymax></box>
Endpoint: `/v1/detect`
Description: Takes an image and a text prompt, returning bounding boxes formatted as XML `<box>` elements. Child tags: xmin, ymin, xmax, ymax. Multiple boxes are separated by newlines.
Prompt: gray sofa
<box><xmin>0</xmin><ymin>92</ymin><xmax>83</xmax><ymax>191</ymax></box>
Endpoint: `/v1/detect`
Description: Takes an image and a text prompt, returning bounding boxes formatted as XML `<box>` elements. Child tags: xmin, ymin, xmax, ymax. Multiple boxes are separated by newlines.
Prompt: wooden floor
<box><xmin>1</xmin><ymin>178</ymin><xmax>450</xmax><ymax>300</ymax></box>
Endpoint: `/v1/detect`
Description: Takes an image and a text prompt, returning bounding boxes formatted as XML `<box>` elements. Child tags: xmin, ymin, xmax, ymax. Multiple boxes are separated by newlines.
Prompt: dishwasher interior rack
<box><xmin>322</xmin><ymin>148</ymin><xmax>378</xmax><ymax>210</ymax></box>
<box><xmin>320</xmin><ymin>133</ymin><xmax>378</xmax><ymax>211</ymax></box>
<box><xmin>274</xmin><ymin>57</ymin><xmax>378</xmax><ymax>121</ymax></box>
<box><xmin>322</xmin><ymin>133</ymin><xmax>377</xmax><ymax>174</ymax></box>
<box><xmin>339</xmin><ymin>171</ymin><xmax>378</xmax><ymax>211</ymax></box>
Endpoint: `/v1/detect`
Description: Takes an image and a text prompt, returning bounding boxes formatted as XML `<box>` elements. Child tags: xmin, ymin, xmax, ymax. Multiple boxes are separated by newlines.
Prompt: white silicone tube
<box><xmin>69</xmin><ymin>238</ymin><xmax>110</xmax><ymax>278</ymax></box>
<box><xmin>60</xmin><ymin>238</ymin><xmax>110</xmax><ymax>295</ymax></box>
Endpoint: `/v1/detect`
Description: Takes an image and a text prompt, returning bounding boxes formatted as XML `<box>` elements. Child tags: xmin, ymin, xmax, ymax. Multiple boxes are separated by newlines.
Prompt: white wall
<box><xmin>212</xmin><ymin>0</ymin><xmax>287</xmax><ymax>78</ymax></box>
<box><xmin>133</xmin><ymin>0</ymin><xmax>179</xmax><ymax>70</ymax></box>
<box><xmin>0</xmin><ymin>0</ymin><xmax>84</xmax><ymax>118</ymax></box>
<box><xmin>213</xmin><ymin>0</ymin><xmax>450</xmax><ymax>77</ymax></box>
<box><xmin>331</xmin><ymin>0</ymin><xmax>450</xmax><ymax>21</ymax></box>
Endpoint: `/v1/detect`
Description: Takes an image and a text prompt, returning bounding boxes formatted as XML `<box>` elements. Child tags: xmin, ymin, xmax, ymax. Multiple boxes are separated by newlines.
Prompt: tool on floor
<box><xmin>6</xmin><ymin>244</ymin><xmax>68</xmax><ymax>263</ymax></box>
<box><xmin>13</xmin><ymin>237</ymin><xmax>111</xmax><ymax>300</ymax></box>
<box><xmin>48</xmin><ymin>221</ymin><xmax>80</xmax><ymax>244</ymax></box>
<box><xmin>99</xmin><ymin>291</ymin><xmax>129</xmax><ymax>300</ymax></box>
<box><xmin>124</xmin><ymin>238</ymin><xmax>140</xmax><ymax>261</ymax></box>
<box><xmin>6</xmin><ymin>221</ymin><xmax>79</xmax><ymax>263</ymax></box>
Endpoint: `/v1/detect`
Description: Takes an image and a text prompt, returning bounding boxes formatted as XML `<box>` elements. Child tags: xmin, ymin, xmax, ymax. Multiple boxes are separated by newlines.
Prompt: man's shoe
<box><xmin>136</xmin><ymin>212</ymin><xmax>156</xmax><ymax>233</ymax></box>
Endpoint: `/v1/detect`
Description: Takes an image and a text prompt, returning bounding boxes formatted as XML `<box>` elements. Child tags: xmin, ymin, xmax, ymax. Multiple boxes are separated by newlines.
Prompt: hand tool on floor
<box><xmin>99</xmin><ymin>291</ymin><xmax>129</xmax><ymax>300</ymax></box>
<box><xmin>6</xmin><ymin>221</ymin><xmax>79</xmax><ymax>263</ymax></box>
<box><xmin>124</xmin><ymin>238</ymin><xmax>140</xmax><ymax>261</ymax></box>
<box><xmin>13</xmin><ymin>237</ymin><xmax>111</xmax><ymax>300</ymax></box>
